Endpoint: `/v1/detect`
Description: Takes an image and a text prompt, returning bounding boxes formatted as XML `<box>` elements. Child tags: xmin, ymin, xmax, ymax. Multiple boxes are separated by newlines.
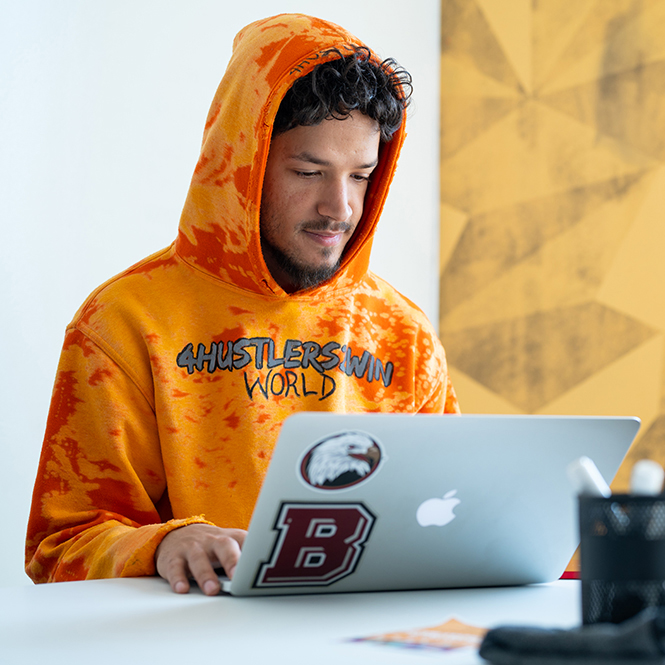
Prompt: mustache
<box><xmin>299</xmin><ymin>220</ymin><xmax>353</xmax><ymax>234</ymax></box>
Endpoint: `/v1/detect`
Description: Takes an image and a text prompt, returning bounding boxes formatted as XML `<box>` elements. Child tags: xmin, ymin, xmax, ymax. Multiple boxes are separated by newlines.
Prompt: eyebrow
<box><xmin>288</xmin><ymin>151</ymin><xmax>379</xmax><ymax>170</ymax></box>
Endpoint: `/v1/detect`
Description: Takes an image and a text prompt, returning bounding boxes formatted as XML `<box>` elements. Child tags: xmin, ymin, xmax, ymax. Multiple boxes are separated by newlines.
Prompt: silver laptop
<box><xmin>220</xmin><ymin>413</ymin><xmax>639</xmax><ymax>596</ymax></box>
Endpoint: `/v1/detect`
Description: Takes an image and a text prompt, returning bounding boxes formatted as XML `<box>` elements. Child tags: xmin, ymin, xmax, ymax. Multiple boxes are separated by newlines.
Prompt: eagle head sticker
<box><xmin>299</xmin><ymin>431</ymin><xmax>383</xmax><ymax>490</ymax></box>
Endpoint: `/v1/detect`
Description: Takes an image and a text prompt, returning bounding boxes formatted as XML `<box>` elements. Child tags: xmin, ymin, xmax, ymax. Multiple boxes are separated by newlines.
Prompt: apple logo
<box><xmin>416</xmin><ymin>490</ymin><xmax>461</xmax><ymax>527</ymax></box>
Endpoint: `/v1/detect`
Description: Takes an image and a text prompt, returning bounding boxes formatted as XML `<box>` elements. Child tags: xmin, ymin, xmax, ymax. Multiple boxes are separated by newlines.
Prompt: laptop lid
<box><xmin>222</xmin><ymin>413</ymin><xmax>639</xmax><ymax>596</ymax></box>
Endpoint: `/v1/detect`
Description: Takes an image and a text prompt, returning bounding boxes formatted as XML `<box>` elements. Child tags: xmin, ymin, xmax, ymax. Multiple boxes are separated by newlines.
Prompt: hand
<box><xmin>155</xmin><ymin>524</ymin><xmax>246</xmax><ymax>596</ymax></box>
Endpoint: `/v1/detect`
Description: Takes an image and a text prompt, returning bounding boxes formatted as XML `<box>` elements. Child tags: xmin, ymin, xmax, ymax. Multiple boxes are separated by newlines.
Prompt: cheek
<box><xmin>262</xmin><ymin>188</ymin><xmax>304</xmax><ymax>238</ymax></box>
<box><xmin>262</xmin><ymin>175</ymin><xmax>289</xmax><ymax>213</ymax></box>
<box><xmin>350</xmin><ymin>188</ymin><xmax>368</xmax><ymax>219</ymax></box>
<box><xmin>277</xmin><ymin>186</ymin><xmax>311</xmax><ymax>219</ymax></box>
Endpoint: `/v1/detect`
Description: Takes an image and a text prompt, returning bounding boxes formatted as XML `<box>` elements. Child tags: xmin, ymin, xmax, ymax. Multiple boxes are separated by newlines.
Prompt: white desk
<box><xmin>0</xmin><ymin>578</ymin><xmax>580</xmax><ymax>665</ymax></box>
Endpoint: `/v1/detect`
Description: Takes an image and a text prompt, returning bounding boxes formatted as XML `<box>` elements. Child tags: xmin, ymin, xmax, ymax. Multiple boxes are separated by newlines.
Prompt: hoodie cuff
<box><xmin>120</xmin><ymin>515</ymin><xmax>215</xmax><ymax>578</ymax></box>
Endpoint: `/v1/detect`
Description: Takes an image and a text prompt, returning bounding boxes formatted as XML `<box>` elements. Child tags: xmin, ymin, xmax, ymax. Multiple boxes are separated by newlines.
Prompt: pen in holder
<box><xmin>579</xmin><ymin>494</ymin><xmax>665</xmax><ymax>625</ymax></box>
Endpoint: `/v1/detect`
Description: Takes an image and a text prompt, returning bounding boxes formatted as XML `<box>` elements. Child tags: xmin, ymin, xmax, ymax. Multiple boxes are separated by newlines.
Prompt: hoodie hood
<box><xmin>175</xmin><ymin>13</ymin><xmax>407</xmax><ymax>297</ymax></box>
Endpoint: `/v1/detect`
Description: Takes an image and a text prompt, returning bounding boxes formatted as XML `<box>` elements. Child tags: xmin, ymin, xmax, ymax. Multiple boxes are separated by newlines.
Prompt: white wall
<box><xmin>0</xmin><ymin>0</ymin><xmax>441</xmax><ymax>586</ymax></box>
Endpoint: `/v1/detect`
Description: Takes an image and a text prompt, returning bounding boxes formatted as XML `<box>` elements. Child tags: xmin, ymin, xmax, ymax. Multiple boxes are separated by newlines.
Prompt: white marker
<box><xmin>630</xmin><ymin>459</ymin><xmax>665</xmax><ymax>496</ymax></box>
<box><xmin>567</xmin><ymin>456</ymin><xmax>611</xmax><ymax>497</ymax></box>
<box><xmin>568</xmin><ymin>456</ymin><xmax>630</xmax><ymax>533</ymax></box>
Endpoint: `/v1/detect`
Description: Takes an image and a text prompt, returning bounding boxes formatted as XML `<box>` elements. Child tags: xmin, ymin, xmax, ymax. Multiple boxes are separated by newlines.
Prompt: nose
<box><xmin>317</xmin><ymin>180</ymin><xmax>353</xmax><ymax>222</ymax></box>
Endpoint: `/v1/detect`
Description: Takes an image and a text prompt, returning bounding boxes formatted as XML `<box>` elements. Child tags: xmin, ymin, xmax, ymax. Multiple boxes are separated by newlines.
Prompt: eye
<box><xmin>295</xmin><ymin>170</ymin><xmax>319</xmax><ymax>178</ymax></box>
<box><xmin>352</xmin><ymin>174</ymin><xmax>371</xmax><ymax>183</ymax></box>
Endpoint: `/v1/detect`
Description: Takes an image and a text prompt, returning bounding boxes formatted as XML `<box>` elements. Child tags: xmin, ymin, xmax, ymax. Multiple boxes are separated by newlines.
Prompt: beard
<box><xmin>260</xmin><ymin>230</ymin><xmax>342</xmax><ymax>291</ymax></box>
<box><xmin>259</xmin><ymin>210</ymin><xmax>353</xmax><ymax>291</ymax></box>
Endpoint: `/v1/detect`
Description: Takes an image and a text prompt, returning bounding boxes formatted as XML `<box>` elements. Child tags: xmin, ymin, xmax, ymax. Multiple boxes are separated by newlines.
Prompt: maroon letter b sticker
<box><xmin>254</xmin><ymin>502</ymin><xmax>375</xmax><ymax>588</ymax></box>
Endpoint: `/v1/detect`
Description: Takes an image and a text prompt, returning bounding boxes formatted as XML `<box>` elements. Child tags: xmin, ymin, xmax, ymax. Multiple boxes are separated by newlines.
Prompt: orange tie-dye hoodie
<box><xmin>26</xmin><ymin>13</ymin><xmax>459</xmax><ymax>584</ymax></box>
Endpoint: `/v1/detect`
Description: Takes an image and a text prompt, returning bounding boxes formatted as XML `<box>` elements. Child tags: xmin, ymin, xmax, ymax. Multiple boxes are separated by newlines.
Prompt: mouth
<box><xmin>348</xmin><ymin>452</ymin><xmax>367</xmax><ymax>461</ymax></box>
<box><xmin>300</xmin><ymin>222</ymin><xmax>352</xmax><ymax>248</ymax></box>
<box><xmin>303</xmin><ymin>230</ymin><xmax>345</xmax><ymax>247</ymax></box>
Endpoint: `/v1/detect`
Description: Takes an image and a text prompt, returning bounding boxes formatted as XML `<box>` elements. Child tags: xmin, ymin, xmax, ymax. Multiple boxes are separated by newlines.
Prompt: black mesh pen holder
<box><xmin>579</xmin><ymin>494</ymin><xmax>665</xmax><ymax>625</ymax></box>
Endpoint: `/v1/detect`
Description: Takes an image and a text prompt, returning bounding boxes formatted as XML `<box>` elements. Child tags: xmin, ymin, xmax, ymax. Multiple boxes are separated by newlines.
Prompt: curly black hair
<box><xmin>273</xmin><ymin>46</ymin><xmax>413</xmax><ymax>142</ymax></box>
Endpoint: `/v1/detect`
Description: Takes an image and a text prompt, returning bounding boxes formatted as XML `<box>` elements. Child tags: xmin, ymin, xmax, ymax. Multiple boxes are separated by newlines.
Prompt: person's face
<box><xmin>260</xmin><ymin>111</ymin><xmax>381</xmax><ymax>293</ymax></box>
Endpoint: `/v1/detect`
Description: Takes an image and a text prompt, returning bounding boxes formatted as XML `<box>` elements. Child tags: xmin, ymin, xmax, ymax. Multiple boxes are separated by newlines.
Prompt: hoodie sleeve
<box><xmin>442</xmin><ymin>374</ymin><xmax>461</xmax><ymax>414</ymax></box>
<box><xmin>418</xmin><ymin>366</ymin><xmax>461</xmax><ymax>415</ymax></box>
<box><xmin>25</xmin><ymin>327</ymin><xmax>212</xmax><ymax>583</ymax></box>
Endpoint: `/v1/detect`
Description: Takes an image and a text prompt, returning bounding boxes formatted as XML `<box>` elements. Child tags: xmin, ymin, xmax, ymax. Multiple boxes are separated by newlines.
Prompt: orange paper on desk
<box><xmin>356</xmin><ymin>617</ymin><xmax>488</xmax><ymax>651</ymax></box>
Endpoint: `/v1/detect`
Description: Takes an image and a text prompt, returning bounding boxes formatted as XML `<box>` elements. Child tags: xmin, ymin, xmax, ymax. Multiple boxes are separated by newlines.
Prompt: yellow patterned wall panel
<box><xmin>439</xmin><ymin>0</ymin><xmax>665</xmax><ymax>489</ymax></box>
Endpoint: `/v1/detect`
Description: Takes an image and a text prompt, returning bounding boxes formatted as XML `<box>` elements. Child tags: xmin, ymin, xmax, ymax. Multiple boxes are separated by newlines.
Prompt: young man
<box><xmin>26</xmin><ymin>13</ymin><xmax>459</xmax><ymax>595</ymax></box>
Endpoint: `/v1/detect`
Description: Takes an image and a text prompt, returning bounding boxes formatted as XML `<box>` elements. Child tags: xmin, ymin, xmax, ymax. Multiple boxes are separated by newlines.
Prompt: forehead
<box><xmin>269</xmin><ymin>112</ymin><xmax>380</xmax><ymax>166</ymax></box>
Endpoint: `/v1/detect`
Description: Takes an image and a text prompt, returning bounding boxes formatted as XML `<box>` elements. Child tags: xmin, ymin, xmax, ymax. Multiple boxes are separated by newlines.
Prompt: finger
<box><xmin>186</xmin><ymin>546</ymin><xmax>222</xmax><ymax>596</ymax></box>
<box><xmin>211</xmin><ymin>535</ymin><xmax>242</xmax><ymax>580</ymax></box>
<box><xmin>159</xmin><ymin>555</ymin><xmax>191</xmax><ymax>594</ymax></box>
<box><xmin>231</xmin><ymin>529</ymin><xmax>247</xmax><ymax>548</ymax></box>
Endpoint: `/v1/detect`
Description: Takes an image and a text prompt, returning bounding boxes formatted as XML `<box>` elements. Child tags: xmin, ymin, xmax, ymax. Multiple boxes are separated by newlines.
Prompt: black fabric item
<box><xmin>479</xmin><ymin>607</ymin><xmax>665</xmax><ymax>664</ymax></box>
